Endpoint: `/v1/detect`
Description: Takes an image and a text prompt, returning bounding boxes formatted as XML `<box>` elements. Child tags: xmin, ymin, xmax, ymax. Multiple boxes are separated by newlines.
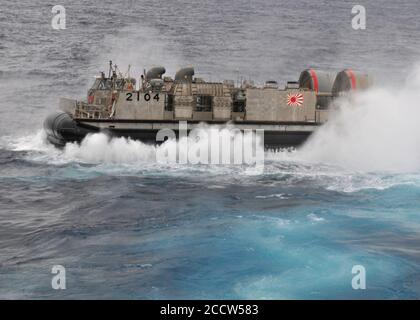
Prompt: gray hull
<box><xmin>44</xmin><ymin>112</ymin><xmax>317</xmax><ymax>148</ymax></box>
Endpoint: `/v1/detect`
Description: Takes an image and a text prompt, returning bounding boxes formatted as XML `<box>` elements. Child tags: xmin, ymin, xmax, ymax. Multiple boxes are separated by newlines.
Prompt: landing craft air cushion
<box><xmin>44</xmin><ymin>62</ymin><xmax>372</xmax><ymax>148</ymax></box>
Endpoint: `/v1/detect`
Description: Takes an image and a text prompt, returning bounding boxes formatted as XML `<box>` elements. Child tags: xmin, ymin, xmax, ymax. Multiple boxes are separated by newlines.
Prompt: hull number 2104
<box><xmin>126</xmin><ymin>92</ymin><xmax>160</xmax><ymax>102</ymax></box>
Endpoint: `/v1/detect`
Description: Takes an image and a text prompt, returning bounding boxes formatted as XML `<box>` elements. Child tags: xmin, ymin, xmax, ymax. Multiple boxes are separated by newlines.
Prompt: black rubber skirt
<box><xmin>43</xmin><ymin>112</ymin><xmax>96</xmax><ymax>147</ymax></box>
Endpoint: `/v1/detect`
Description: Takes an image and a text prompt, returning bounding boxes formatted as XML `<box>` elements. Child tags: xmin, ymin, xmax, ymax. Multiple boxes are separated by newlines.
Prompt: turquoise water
<box><xmin>1</xmin><ymin>133</ymin><xmax>420</xmax><ymax>298</ymax></box>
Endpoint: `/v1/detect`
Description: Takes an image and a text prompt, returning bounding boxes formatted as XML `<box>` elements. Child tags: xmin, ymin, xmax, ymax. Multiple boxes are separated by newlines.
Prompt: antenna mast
<box><xmin>108</xmin><ymin>60</ymin><xmax>112</xmax><ymax>78</ymax></box>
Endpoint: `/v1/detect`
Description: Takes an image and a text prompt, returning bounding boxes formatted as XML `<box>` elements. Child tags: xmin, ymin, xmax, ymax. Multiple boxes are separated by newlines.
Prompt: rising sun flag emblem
<box><xmin>287</xmin><ymin>93</ymin><xmax>304</xmax><ymax>106</ymax></box>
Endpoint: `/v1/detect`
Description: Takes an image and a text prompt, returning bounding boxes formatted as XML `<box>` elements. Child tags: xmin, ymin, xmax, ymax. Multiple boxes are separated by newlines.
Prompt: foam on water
<box><xmin>295</xmin><ymin>65</ymin><xmax>420</xmax><ymax>173</ymax></box>
<box><xmin>3</xmin><ymin>94</ymin><xmax>420</xmax><ymax>192</ymax></box>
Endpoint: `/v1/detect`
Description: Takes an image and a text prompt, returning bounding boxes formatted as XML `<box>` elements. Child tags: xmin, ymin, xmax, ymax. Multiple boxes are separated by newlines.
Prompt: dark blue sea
<box><xmin>1</xmin><ymin>0</ymin><xmax>420</xmax><ymax>299</ymax></box>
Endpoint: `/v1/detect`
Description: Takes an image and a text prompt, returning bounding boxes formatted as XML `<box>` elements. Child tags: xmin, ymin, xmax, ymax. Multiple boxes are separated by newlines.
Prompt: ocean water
<box><xmin>1</xmin><ymin>0</ymin><xmax>420</xmax><ymax>299</ymax></box>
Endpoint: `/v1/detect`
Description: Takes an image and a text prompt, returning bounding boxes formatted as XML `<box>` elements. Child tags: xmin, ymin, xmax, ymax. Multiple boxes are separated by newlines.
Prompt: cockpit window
<box><xmin>91</xmin><ymin>78</ymin><xmax>126</xmax><ymax>90</ymax></box>
<box><xmin>98</xmin><ymin>80</ymin><xmax>112</xmax><ymax>90</ymax></box>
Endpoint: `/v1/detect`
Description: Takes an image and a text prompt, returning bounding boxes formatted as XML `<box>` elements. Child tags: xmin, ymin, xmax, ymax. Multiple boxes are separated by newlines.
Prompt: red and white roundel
<box><xmin>287</xmin><ymin>93</ymin><xmax>304</xmax><ymax>106</ymax></box>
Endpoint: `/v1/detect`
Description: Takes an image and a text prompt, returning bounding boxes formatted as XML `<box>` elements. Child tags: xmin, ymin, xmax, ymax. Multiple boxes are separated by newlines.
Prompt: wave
<box><xmin>293</xmin><ymin>65</ymin><xmax>420</xmax><ymax>173</ymax></box>
<box><xmin>2</xmin><ymin>128</ymin><xmax>419</xmax><ymax>193</ymax></box>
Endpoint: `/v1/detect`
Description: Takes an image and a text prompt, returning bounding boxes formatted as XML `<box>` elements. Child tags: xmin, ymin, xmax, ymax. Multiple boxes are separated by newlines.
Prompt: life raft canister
<box><xmin>88</xmin><ymin>92</ymin><xmax>94</xmax><ymax>104</ymax></box>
